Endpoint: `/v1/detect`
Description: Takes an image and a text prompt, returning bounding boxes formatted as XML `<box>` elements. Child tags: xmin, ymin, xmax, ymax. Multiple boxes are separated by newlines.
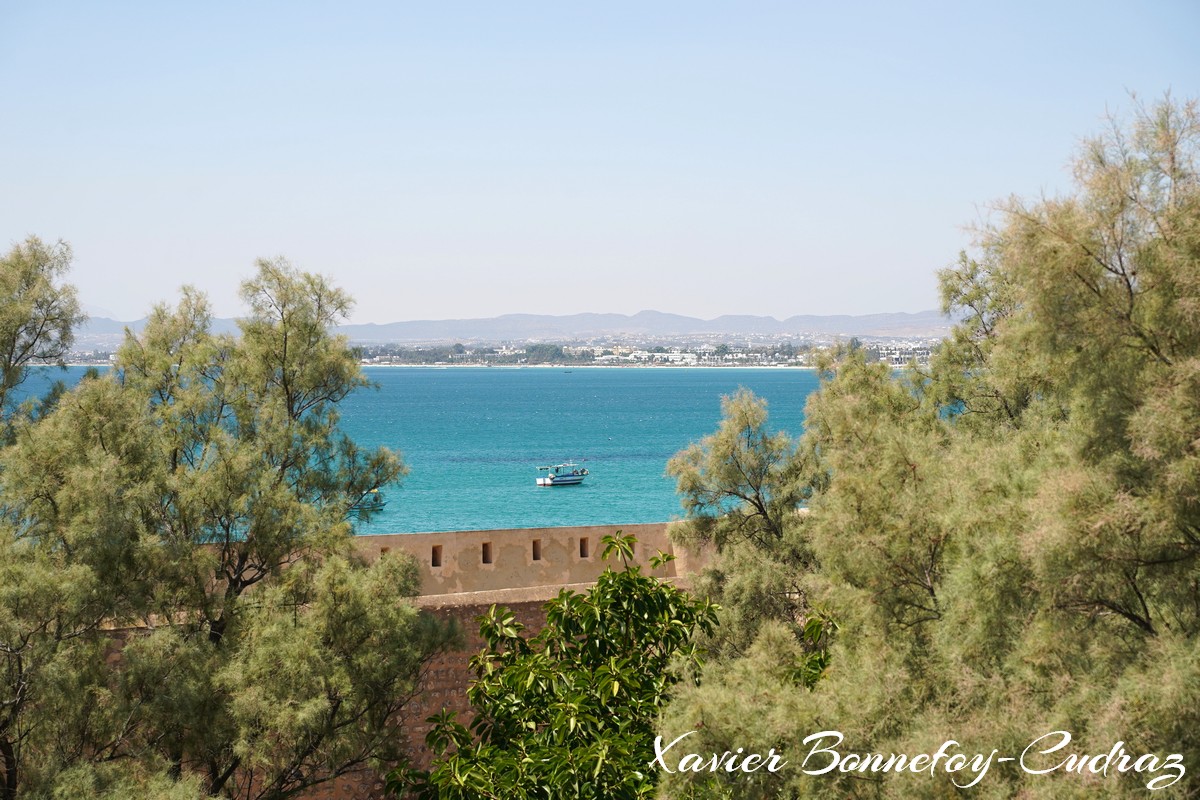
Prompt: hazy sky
<box><xmin>2</xmin><ymin>2</ymin><xmax>1197</xmax><ymax>324</ymax></box>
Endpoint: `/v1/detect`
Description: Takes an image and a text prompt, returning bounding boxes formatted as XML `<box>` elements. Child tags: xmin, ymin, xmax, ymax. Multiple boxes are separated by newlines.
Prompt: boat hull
<box><xmin>537</xmin><ymin>474</ymin><xmax>585</xmax><ymax>486</ymax></box>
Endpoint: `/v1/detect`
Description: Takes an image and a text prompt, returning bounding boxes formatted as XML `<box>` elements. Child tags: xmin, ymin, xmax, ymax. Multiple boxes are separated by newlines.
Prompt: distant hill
<box><xmin>75</xmin><ymin>309</ymin><xmax>951</xmax><ymax>348</ymax></box>
<box><xmin>333</xmin><ymin>309</ymin><xmax>953</xmax><ymax>342</ymax></box>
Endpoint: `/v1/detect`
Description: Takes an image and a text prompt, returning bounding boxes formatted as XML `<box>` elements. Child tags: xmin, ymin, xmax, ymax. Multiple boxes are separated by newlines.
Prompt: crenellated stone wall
<box><xmin>353</xmin><ymin>521</ymin><xmax>705</xmax><ymax>595</ymax></box>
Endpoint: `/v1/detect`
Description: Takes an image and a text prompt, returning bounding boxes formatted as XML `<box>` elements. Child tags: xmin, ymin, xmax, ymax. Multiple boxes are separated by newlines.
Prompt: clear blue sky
<box><xmin>2</xmin><ymin>1</ymin><xmax>1197</xmax><ymax>324</ymax></box>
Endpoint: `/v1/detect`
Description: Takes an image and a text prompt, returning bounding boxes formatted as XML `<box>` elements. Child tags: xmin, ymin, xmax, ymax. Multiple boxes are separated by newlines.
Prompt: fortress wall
<box><xmin>353</xmin><ymin>521</ymin><xmax>707</xmax><ymax>596</ymax></box>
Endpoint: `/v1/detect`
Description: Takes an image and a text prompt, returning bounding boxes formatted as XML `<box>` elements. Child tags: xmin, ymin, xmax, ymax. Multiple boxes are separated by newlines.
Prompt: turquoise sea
<box><xmin>23</xmin><ymin>367</ymin><xmax>821</xmax><ymax>533</ymax></box>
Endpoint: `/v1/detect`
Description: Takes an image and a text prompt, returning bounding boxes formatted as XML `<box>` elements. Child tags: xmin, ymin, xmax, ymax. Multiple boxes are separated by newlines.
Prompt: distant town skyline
<box><xmin>2</xmin><ymin>2</ymin><xmax>1198</xmax><ymax>324</ymax></box>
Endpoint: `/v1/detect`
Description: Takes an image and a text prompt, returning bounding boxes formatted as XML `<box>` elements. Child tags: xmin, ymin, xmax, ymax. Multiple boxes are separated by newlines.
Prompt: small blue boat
<box><xmin>536</xmin><ymin>462</ymin><xmax>588</xmax><ymax>487</ymax></box>
<box><xmin>348</xmin><ymin>488</ymin><xmax>387</xmax><ymax>517</ymax></box>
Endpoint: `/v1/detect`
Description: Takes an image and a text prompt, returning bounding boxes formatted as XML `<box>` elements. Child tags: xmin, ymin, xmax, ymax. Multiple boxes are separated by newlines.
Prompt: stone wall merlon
<box><xmin>352</xmin><ymin>522</ymin><xmax>705</xmax><ymax>596</ymax></box>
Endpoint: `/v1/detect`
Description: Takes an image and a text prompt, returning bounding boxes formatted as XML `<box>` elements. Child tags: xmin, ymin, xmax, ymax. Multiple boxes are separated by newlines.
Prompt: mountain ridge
<box><xmin>76</xmin><ymin>309</ymin><xmax>952</xmax><ymax>345</ymax></box>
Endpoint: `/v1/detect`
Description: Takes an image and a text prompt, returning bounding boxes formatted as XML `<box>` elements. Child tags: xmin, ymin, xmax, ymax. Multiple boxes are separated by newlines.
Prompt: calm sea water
<box><xmin>21</xmin><ymin>367</ymin><xmax>821</xmax><ymax>533</ymax></box>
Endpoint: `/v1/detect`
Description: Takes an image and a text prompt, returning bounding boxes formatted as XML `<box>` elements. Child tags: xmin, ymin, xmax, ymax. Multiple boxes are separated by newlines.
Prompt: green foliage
<box><xmin>661</xmin><ymin>96</ymin><xmax>1200</xmax><ymax>798</ymax></box>
<box><xmin>0</xmin><ymin>259</ymin><xmax>455</xmax><ymax>798</ymax></box>
<box><xmin>667</xmin><ymin>389</ymin><xmax>808</xmax><ymax>551</ymax></box>
<box><xmin>218</xmin><ymin>554</ymin><xmax>449</xmax><ymax>795</ymax></box>
<box><xmin>523</xmin><ymin>343</ymin><xmax>571</xmax><ymax>363</ymax></box>
<box><xmin>388</xmin><ymin>532</ymin><xmax>717</xmax><ymax>800</ymax></box>
<box><xmin>0</xmin><ymin>236</ymin><xmax>85</xmax><ymax>434</ymax></box>
<box><xmin>666</xmin><ymin>388</ymin><xmax>827</xmax><ymax>661</ymax></box>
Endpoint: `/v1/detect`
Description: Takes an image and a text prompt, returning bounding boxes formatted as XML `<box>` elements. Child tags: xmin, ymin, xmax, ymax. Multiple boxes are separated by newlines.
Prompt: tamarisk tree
<box><xmin>660</xmin><ymin>96</ymin><xmax>1200</xmax><ymax>798</ymax></box>
<box><xmin>0</xmin><ymin>259</ymin><xmax>454</xmax><ymax>799</ymax></box>
<box><xmin>0</xmin><ymin>236</ymin><xmax>85</xmax><ymax>435</ymax></box>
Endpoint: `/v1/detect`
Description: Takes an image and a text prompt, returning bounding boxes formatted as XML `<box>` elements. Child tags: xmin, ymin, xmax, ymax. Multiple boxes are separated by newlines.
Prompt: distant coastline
<box><xmin>356</xmin><ymin>363</ymin><xmax>820</xmax><ymax>370</ymax></box>
<box><xmin>59</xmin><ymin>362</ymin><xmax>820</xmax><ymax>370</ymax></box>
<box><xmin>68</xmin><ymin>310</ymin><xmax>946</xmax><ymax>371</ymax></box>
